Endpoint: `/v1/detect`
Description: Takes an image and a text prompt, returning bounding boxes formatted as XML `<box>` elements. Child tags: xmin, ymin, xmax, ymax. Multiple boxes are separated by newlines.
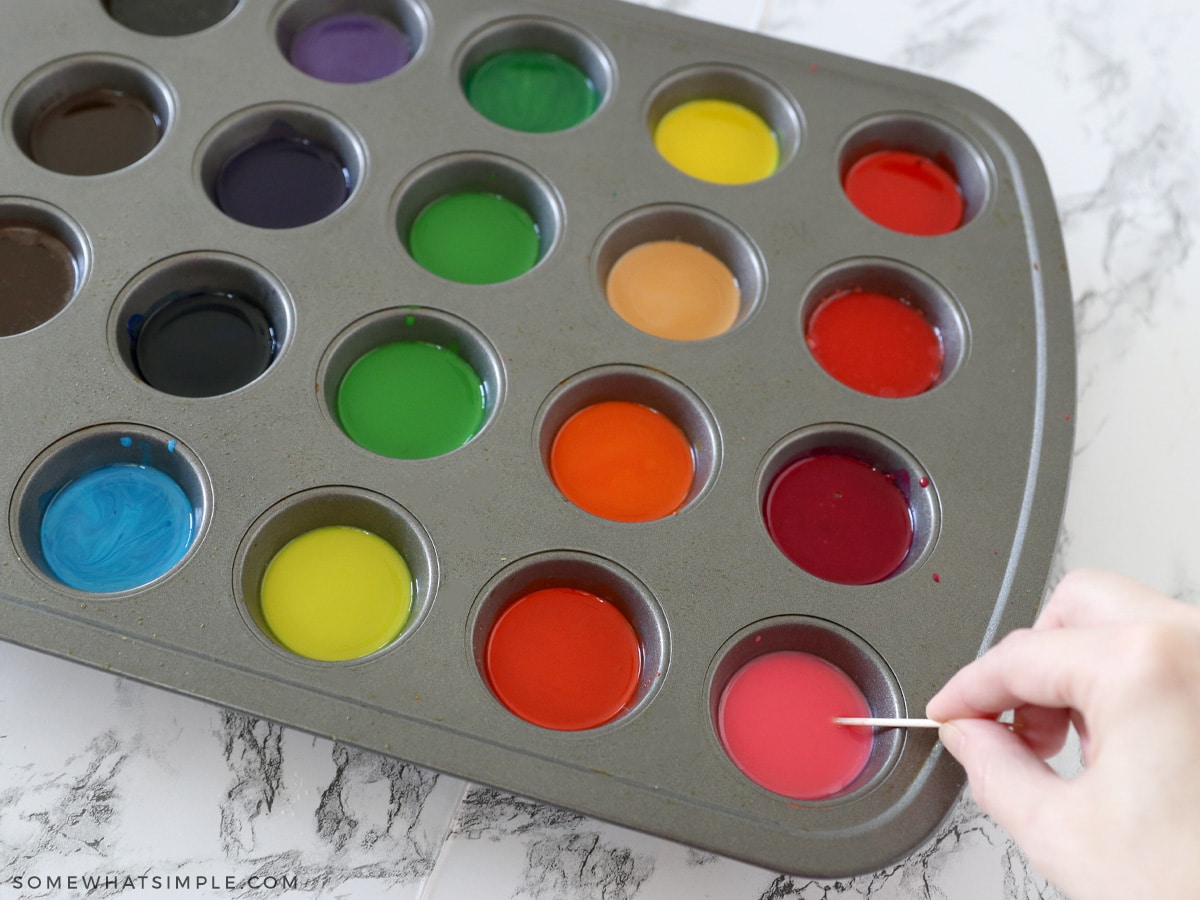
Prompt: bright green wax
<box><xmin>464</xmin><ymin>49</ymin><xmax>598</xmax><ymax>133</ymax></box>
<box><xmin>407</xmin><ymin>192</ymin><xmax>540</xmax><ymax>284</ymax></box>
<box><xmin>336</xmin><ymin>341</ymin><xmax>486</xmax><ymax>459</ymax></box>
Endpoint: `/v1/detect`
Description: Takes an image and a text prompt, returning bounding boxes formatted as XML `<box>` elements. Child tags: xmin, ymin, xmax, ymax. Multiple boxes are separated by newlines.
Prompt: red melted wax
<box><xmin>806</xmin><ymin>289</ymin><xmax>944</xmax><ymax>398</ymax></box>
<box><xmin>844</xmin><ymin>150</ymin><xmax>964</xmax><ymax>236</ymax></box>
<box><xmin>764</xmin><ymin>455</ymin><xmax>913</xmax><ymax>585</ymax></box>
<box><xmin>718</xmin><ymin>651</ymin><xmax>873</xmax><ymax>799</ymax></box>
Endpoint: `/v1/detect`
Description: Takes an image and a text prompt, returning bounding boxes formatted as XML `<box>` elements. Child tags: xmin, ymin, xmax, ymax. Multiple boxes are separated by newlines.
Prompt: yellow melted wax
<box><xmin>653</xmin><ymin>99</ymin><xmax>778</xmax><ymax>185</ymax></box>
<box><xmin>261</xmin><ymin>525</ymin><xmax>412</xmax><ymax>661</ymax></box>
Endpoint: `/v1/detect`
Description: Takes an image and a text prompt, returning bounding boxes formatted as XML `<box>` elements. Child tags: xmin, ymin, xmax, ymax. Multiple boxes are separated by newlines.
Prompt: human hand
<box><xmin>926</xmin><ymin>568</ymin><xmax>1200</xmax><ymax>899</ymax></box>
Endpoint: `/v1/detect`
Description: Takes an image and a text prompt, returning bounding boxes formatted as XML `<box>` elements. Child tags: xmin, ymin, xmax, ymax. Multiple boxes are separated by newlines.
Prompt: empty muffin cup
<box><xmin>103</xmin><ymin>0</ymin><xmax>239</xmax><ymax>36</ymax></box>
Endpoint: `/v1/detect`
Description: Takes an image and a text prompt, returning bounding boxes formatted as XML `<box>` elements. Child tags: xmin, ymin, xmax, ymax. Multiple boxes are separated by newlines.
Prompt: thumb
<box><xmin>940</xmin><ymin>718</ymin><xmax>1069</xmax><ymax>850</ymax></box>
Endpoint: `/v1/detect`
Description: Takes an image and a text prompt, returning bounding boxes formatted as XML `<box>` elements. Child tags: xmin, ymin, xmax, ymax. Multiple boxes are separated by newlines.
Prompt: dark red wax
<box><xmin>764</xmin><ymin>455</ymin><xmax>913</xmax><ymax>585</ymax></box>
<box><xmin>806</xmin><ymin>289</ymin><xmax>944</xmax><ymax>398</ymax></box>
<box><xmin>843</xmin><ymin>150</ymin><xmax>964</xmax><ymax>236</ymax></box>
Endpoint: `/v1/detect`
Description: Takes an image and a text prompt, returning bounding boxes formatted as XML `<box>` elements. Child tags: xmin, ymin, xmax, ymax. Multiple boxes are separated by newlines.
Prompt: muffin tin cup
<box><xmin>593</xmin><ymin>203</ymin><xmax>765</xmax><ymax>339</ymax></box>
<box><xmin>646</xmin><ymin>63</ymin><xmax>803</xmax><ymax>180</ymax></box>
<box><xmin>0</xmin><ymin>197</ymin><xmax>91</xmax><ymax>337</ymax></box>
<box><xmin>838</xmin><ymin>112</ymin><xmax>993</xmax><ymax>228</ymax></box>
<box><xmin>233</xmin><ymin>485</ymin><xmax>438</xmax><ymax>665</ymax></box>
<box><xmin>468</xmin><ymin>549</ymin><xmax>669</xmax><ymax>731</ymax></box>
<box><xmin>799</xmin><ymin>256</ymin><xmax>969</xmax><ymax>393</ymax></box>
<box><xmin>317</xmin><ymin>305</ymin><xmax>505</xmax><ymax>456</ymax></box>
<box><xmin>707</xmin><ymin>616</ymin><xmax>905</xmax><ymax>801</ymax></box>
<box><xmin>103</xmin><ymin>0</ymin><xmax>241</xmax><ymax>37</ymax></box>
<box><xmin>108</xmin><ymin>250</ymin><xmax>294</xmax><ymax>397</ymax></box>
<box><xmin>534</xmin><ymin>363</ymin><xmax>720</xmax><ymax>516</ymax></box>
<box><xmin>194</xmin><ymin>102</ymin><xmax>365</xmax><ymax>228</ymax></box>
<box><xmin>456</xmin><ymin>15</ymin><xmax>615</xmax><ymax>127</ymax></box>
<box><xmin>9</xmin><ymin>423</ymin><xmax>212</xmax><ymax>598</ymax></box>
<box><xmin>756</xmin><ymin>423</ymin><xmax>940</xmax><ymax>580</ymax></box>
<box><xmin>273</xmin><ymin>0</ymin><xmax>431</xmax><ymax>81</ymax></box>
<box><xmin>6</xmin><ymin>53</ymin><xmax>174</xmax><ymax>176</ymax></box>
<box><xmin>392</xmin><ymin>150</ymin><xmax>564</xmax><ymax>279</ymax></box>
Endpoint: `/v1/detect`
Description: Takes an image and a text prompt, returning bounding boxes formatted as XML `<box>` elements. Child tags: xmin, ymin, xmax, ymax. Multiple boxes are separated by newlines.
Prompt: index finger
<box><xmin>926</xmin><ymin>625</ymin><xmax>1111</xmax><ymax>722</ymax></box>
<box><xmin>1036</xmin><ymin>568</ymin><xmax>1186</xmax><ymax>631</ymax></box>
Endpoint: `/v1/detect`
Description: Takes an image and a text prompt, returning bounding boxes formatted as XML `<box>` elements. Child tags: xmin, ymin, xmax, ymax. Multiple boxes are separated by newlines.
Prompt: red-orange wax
<box><xmin>843</xmin><ymin>149</ymin><xmax>964</xmax><ymax>236</ymax></box>
<box><xmin>484</xmin><ymin>587</ymin><xmax>642</xmax><ymax>731</ymax></box>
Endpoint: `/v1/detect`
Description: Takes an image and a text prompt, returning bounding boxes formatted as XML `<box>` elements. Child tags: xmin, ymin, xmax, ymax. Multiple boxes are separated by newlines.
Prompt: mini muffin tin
<box><xmin>0</xmin><ymin>0</ymin><xmax>1075</xmax><ymax>877</ymax></box>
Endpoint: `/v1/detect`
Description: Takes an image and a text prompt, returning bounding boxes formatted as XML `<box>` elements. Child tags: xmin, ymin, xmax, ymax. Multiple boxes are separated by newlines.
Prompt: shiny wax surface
<box><xmin>0</xmin><ymin>224</ymin><xmax>76</xmax><ymax>336</ymax></box>
<box><xmin>336</xmin><ymin>340</ymin><xmax>486</xmax><ymax>458</ymax></box>
<box><xmin>764</xmin><ymin>455</ymin><xmax>913</xmax><ymax>584</ymax></box>
<box><xmin>653</xmin><ymin>99</ymin><xmax>778</xmax><ymax>184</ymax></box>
<box><xmin>550</xmin><ymin>400</ymin><xmax>694</xmax><ymax>522</ymax></box>
<box><xmin>29</xmin><ymin>88</ymin><xmax>161</xmax><ymax>176</ymax></box>
<box><xmin>40</xmin><ymin>463</ymin><xmax>194</xmax><ymax>592</ymax></box>
<box><xmin>806</xmin><ymin>289</ymin><xmax>944</xmax><ymax>397</ymax></box>
<box><xmin>260</xmin><ymin>526</ymin><xmax>412</xmax><ymax>661</ymax></box>
<box><xmin>408</xmin><ymin>192</ymin><xmax>540</xmax><ymax>284</ymax></box>
<box><xmin>718</xmin><ymin>651</ymin><xmax>873</xmax><ymax>799</ymax></box>
<box><xmin>465</xmin><ymin>49</ymin><xmax>598</xmax><ymax>132</ymax></box>
<box><xmin>484</xmin><ymin>587</ymin><xmax>642</xmax><ymax>730</ymax></box>
<box><xmin>215</xmin><ymin>127</ymin><xmax>351</xmax><ymax>229</ymax></box>
<box><xmin>289</xmin><ymin>13</ymin><xmax>412</xmax><ymax>83</ymax></box>
<box><xmin>843</xmin><ymin>150</ymin><xmax>965</xmax><ymax>236</ymax></box>
<box><xmin>132</xmin><ymin>290</ymin><xmax>276</xmax><ymax>397</ymax></box>
<box><xmin>605</xmin><ymin>240</ymin><xmax>740</xmax><ymax>340</ymax></box>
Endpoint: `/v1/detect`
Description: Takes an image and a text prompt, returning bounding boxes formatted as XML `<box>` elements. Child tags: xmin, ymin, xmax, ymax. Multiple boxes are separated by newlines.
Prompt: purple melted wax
<box><xmin>289</xmin><ymin>13</ymin><xmax>412</xmax><ymax>84</ymax></box>
<box><xmin>216</xmin><ymin>122</ymin><xmax>350</xmax><ymax>229</ymax></box>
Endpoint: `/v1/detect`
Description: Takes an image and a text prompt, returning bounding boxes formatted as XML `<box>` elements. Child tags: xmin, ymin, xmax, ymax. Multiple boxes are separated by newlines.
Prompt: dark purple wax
<box><xmin>215</xmin><ymin>124</ymin><xmax>350</xmax><ymax>228</ymax></box>
<box><xmin>289</xmin><ymin>13</ymin><xmax>412</xmax><ymax>84</ymax></box>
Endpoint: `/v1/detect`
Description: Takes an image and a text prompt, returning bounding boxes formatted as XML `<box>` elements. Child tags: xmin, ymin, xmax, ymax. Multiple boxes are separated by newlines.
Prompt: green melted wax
<box><xmin>408</xmin><ymin>192</ymin><xmax>540</xmax><ymax>284</ymax></box>
<box><xmin>465</xmin><ymin>49</ymin><xmax>599</xmax><ymax>133</ymax></box>
<box><xmin>336</xmin><ymin>341</ymin><xmax>486</xmax><ymax>459</ymax></box>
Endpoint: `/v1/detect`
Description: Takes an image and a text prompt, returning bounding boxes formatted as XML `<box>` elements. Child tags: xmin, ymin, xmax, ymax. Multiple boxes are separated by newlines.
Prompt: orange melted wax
<box><xmin>549</xmin><ymin>400</ymin><xmax>695</xmax><ymax>522</ymax></box>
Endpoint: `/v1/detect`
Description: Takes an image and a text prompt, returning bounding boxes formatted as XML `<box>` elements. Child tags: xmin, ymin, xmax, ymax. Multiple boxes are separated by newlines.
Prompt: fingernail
<box><xmin>938</xmin><ymin>721</ymin><xmax>964</xmax><ymax>755</ymax></box>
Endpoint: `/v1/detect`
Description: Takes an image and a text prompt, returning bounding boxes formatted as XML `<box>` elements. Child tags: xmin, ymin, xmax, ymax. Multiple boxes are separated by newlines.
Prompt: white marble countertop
<box><xmin>3</xmin><ymin>0</ymin><xmax>1198</xmax><ymax>897</ymax></box>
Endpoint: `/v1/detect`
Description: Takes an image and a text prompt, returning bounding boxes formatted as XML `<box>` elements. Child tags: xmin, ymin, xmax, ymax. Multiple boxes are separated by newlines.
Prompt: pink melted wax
<box><xmin>718</xmin><ymin>651</ymin><xmax>873</xmax><ymax>799</ymax></box>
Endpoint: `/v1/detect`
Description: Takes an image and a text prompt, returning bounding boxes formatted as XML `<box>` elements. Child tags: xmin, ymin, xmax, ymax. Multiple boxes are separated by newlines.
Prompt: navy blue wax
<box><xmin>40</xmin><ymin>463</ymin><xmax>195</xmax><ymax>592</ymax></box>
<box><xmin>215</xmin><ymin>124</ymin><xmax>351</xmax><ymax>228</ymax></box>
<box><xmin>131</xmin><ymin>290</ymin><xmax>276</xmax><ymax>397</ymax></box>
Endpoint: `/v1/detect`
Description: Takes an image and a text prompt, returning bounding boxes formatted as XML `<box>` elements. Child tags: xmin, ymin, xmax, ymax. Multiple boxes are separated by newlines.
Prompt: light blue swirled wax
<box><xmin>40</xmin><ymin>463</ymin><xmax>195</xmax><ymax>592</ymax></box>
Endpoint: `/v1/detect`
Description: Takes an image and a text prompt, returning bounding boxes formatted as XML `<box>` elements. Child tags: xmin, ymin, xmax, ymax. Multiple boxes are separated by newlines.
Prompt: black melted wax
<box><xmin>131</xmin><ymin>290</ymin><xmax>276</xmax><ymax>397</ymax></box>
